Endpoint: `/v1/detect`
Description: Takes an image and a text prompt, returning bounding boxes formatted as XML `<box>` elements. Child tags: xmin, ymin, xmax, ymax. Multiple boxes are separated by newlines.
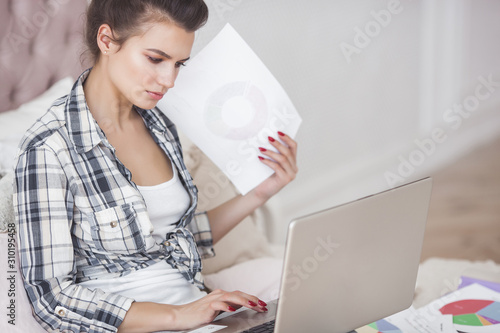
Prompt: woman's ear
<box><xmin>96</xmin><ymin>24</ymin><xmax>115</xmax><ymax>55</ymax></box>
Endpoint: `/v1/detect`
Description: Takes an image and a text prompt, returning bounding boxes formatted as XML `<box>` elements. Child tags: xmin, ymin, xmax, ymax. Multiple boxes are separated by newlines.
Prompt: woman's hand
<box><xmin>173</xmin><ymin>289</ymin><xmax>268</xmax><ymax>330</ymax></box>
<box><xmin>253</xmin><ymin>131</ymin><xmax>298</xmax><ymax>202</ymax></box>
<box><xmin>207</xmin><ymin>131</ymin><xmax>298</xmax><ymax>244</ymax></box>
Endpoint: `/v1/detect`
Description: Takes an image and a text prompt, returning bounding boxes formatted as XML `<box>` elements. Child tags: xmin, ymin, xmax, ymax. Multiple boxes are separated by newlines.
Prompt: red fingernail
<box><xmin>249</xmin><ymin>301</ymin><xmax>257</xmax><ymax>307</ymax></box>
<box><xmin>258</xmin><ymin>156</ymin><xmax>265</xmax><ymax>161</ymax></box>
<box><xmin>268</xmin><ymin>136</ymin><xmax>275</xmax><ymax>142</ymax></box>
<box><xmin>258</xmin><ymin>300</ymin><xmax>267</xmax><ymax>307</ymax></box>
<box><xmin>263</xmin><ymin>307</ymin><xmax>269</xmax><ymax>312</ymax></box>
<box><xmin>278</xmin><ymin>131</ymin><xmax>285</xmax><ymax>137</ymax></box>
<box><xmin>228</xmin><ymin>306</ymin><xmax>236</xmax><ymax>312</ymax></box>
<box><xmin>259</xmin><ymin>147</ymin><xmax>267</xmax><ymax>152</ymax></box>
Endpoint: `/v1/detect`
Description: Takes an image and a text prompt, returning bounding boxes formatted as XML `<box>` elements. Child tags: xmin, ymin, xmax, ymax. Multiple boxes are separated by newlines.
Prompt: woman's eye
<box><xmin>175</xmin><ymin>62</ymin><xmax>187</xmax><ymax>68</ymax></box>
<box><xmin>147</xmin><ymin>56</ymin><xmax>162</xmax><ymax>64</ymax></box>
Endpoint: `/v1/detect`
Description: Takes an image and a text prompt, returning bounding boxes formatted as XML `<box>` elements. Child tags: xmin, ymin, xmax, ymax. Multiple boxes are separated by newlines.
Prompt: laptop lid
<box><xmin>275</xmin><ymin>177</ymin><xmax>432</xmax><ymax>332</ymax></box>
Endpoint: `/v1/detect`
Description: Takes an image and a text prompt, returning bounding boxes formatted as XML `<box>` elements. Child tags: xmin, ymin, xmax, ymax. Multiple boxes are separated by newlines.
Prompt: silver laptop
<box><xmin>188</xmin><ymin>178</ymin><xmax>432</xmax><ymax>333</ymax></box>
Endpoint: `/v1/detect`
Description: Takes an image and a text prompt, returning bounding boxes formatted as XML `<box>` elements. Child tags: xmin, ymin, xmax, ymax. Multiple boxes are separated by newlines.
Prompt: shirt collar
<box><xmin>66</xmin><ymin>69</ymin><xmax>170</xmax><ymax>154</ymax></box>
<box><xmin>66</xmin><ymin>69</ymin><xmax>106</xmax><ymax>154</ymax></box>
<box><xmin>136</xmin><ymin>106</ymin><xmax>169</xmax><ymax>134</ymax></box>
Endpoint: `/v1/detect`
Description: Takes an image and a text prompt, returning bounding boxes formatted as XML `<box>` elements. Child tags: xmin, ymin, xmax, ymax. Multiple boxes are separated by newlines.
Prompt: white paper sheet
<box><xmin>187</xmin><ymin>324</ymin><xmax>228</xmax><ymax>333</ymax></box>
<box><xmin>158</xmin><ymin>24</ymin><xmax>302</xmax><ymax>195</ymax></box>
<box><xmin>355</xmin><ymin>307</ymin><xmax>427</xmax><ymax>333</ymax></box>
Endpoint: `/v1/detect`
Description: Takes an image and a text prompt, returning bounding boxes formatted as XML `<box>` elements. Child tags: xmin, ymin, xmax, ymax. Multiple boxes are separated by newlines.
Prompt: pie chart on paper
<box><xmin>439</xmin><ymin>299</ymin><xmax>500</xmax><ymax>332</ymax></box>
<box><xmin>204</xmin><ymin>81</ymin><xmax>268</xmax><ymax>141</ymax></box>
<box><xmin>355</xmin><ymin>319</ymin><xmax>403</xmax><ymax>333</ymax></box>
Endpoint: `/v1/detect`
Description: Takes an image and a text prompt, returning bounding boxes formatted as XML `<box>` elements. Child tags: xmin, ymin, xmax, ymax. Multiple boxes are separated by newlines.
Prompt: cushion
<box><xmin>180</xmin><ymin>137</ymin><xmax>274</xmax><ymax>275</ymax></box>
<box><xmin>0</xmin><ymin>77</ymin><xmax>74</xmax><ymax>175</ymax></box>
<box><xmin>0</xmin><ymin>172</ymin><xmax>14</xmax><ymax>233</ymax></box>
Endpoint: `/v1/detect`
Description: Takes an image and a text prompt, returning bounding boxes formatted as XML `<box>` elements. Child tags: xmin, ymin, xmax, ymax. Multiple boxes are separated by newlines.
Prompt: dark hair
<box><xmin>84</xmin><ymin>0</ymin><xmax>209</xmax><ymax>64</ymax></box>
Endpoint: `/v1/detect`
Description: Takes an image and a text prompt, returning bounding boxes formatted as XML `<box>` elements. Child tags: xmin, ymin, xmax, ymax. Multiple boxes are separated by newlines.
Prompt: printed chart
<box><xmin>439</xmin><ymin>300</ymin><xmax>500</xmax><ymax>327</ymax></box>
<box><xmin>204</xmin><ymin>81</ymin><xmax>268</xmax><ymax>140</ymax></box>
<box><xmin>355</xmin><ymin>319</ymin><xmax>403</xmax><ymax>333</ymax></box>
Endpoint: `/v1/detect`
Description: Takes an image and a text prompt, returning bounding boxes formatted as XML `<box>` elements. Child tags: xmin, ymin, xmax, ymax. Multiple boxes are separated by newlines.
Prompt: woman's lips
<box><xmin>147</xmin><ymin>91</ymin><xmax>164</xmax><ymax>101</ymax></box>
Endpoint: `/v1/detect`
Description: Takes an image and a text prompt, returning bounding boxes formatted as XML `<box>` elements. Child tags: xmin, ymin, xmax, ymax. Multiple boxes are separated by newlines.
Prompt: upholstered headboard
<box><xmin>0</xmin><ymin>0</ymin><xmax>88</xmax><ymax>113</ymax></box>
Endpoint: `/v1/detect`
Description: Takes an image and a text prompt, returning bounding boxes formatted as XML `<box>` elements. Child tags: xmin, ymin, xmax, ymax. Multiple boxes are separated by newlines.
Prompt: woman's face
<box><xmin>106</xmin><ymin>21</ymin><xmax>195</xmax><ymax>110</ymax></box>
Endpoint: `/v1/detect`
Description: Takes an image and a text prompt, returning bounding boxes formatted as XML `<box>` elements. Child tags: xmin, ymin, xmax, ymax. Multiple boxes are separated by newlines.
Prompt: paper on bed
<box><xmin>408</xmin><ymin>284</ymin><xmax>500</xmax><ymax>333</ymax></box>
<box><xmin>157</xmin><ymin>24</ymin><xmax>301</xmax><ymax>195</ymax></box>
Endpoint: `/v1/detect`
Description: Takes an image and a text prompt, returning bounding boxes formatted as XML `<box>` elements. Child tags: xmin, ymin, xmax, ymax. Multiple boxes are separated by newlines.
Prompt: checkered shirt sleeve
<box><xmin>14</xmin><ymin>145</ymin><xmax>134</xmax><ymax>333</ymax></box>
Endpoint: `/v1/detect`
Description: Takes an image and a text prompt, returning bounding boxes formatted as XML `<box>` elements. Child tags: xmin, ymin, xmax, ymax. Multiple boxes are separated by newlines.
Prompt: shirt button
<box><xmin>110</xmin><ymin>221</ymin><xmax>118</xmax><ymax>228</ymax></box>
<box><xmin>163</xmin><ymin>241</ymin><xmax>171</xmax><ymax>247</ymax></box>
<box><xmin>58</xmin><ymin>309</ymin><xmax>65</xmax><ymax>316</ymax></box>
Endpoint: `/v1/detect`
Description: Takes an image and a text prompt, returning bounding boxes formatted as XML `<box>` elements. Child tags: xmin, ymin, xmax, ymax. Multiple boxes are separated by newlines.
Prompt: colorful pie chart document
<box><xmin>409</xmin><ymin>283</ymin><xmax>500</xmax><ymax>333</ymax></box>
<box><xmin>157</xmin><ymin>23</ymin><xmax>302</xmax><ymax>195</ymax></box>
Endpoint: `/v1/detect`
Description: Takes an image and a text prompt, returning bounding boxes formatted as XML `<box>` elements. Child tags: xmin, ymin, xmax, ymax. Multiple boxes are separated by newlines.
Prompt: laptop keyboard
<box><xmin>242</xmin><ymin>319</ymin><xmax>275</xmax><ymax>332</ymax></box>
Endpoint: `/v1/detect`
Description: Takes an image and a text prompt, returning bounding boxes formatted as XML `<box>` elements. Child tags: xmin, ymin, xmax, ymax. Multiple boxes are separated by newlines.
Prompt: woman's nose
<box><xmin>157</xmin><ymin>68</ymin><xmax>176</xmax><ymax>89</ymax></box>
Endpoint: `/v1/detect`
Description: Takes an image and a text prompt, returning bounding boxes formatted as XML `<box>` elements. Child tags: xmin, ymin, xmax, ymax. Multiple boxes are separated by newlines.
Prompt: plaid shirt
<box><xmin>13</xmin><ymin>69</ymin><xmax>214</xmax><ymax>333</ymax></box>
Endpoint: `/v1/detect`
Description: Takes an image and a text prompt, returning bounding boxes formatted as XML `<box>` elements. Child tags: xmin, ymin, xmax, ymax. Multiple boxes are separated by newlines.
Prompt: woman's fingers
<box><xmin>259</xmin><ymin>148</ymin><xmax>296</xmax><ymax>177</ymax></box>
<box><xmin>209</xmin><ymin>289</ymin><xmax>267</xmax><ymax>313</ymax></box>
<box><xmin>259</xmin><ymin>132</ymin><xmax>298</xmax><ymax>176</ymax></box>
<box><xmin>221</xmin><ymin>291</ymin><xmax>268</xmax><ymax>313</ymax></box>
<box><xmin>276</xmin><ymin>132</ymin><xmax>298</xmax><ymax>162</ymax></box>
<box><xmin>268</xmin><ymin>135</ymin><xmax>296</xmax><ymax>164</ymax></box>
<box><xmin>258</xmin><ymin>155</ymin><xmax>294</xmax><ymax>184</ymax></box>
<box><xmin>209</xmin><ymin>300</ymin><xmax>238</xmax><ymax>313</ymax></box>
<box><xmin>175</xmin><ymin>290</ymin><xmax>269</xmax><ymax>330</ymax></box>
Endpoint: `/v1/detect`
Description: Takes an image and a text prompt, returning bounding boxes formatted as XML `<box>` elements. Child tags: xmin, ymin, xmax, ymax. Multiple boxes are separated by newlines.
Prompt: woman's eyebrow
<box><xmin>147</xmin><ymin>48</ymin><xmax>190</xmax><ymax>62</ymax></box>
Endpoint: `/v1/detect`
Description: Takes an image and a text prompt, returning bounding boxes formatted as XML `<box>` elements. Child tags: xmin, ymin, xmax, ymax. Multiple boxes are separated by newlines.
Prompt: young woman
<box><xmin>13</xmin><ymin>0</ymin><xmax>298</xmax><ymax>332</ymax></box>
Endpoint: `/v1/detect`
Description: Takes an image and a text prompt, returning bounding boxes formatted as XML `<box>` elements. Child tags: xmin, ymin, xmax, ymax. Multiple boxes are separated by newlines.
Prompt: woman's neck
<box><xmin>83</xmin><ymin>63</ymin><xmax>137</xmax><ymax>133</ymax></box>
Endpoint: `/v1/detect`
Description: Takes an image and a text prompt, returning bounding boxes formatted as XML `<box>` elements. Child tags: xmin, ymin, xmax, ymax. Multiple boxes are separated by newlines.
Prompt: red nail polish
<box><xmin>258</xmin><ymin>300</ymin><xmax>267</xmax><ymax>307</ymax></box>
<box><xmin>278</xmin><ymin>131</ymin><xmax>285</xmax><ymax>137</ymax></box>
<box><xmin>259</xmin><ymin>147</ymin><xmax>267</xmax><ymax>152</ymax></box>
<box><xmin>263</xmin><ymin>307</ymin><xmax>269</xmax><ymax>312</ymax></box>
<box><xmin>258</xmin><ymin>156</ymin><xmax>265</xmax><ymax>161</ymax></box>
<box><xmin>228</xmin><ymin>306</ymin><xmax>236</xmax><ymax>312</ymax></box>
<box><xmin>268</xmin><ymin>136</ymin><xmax>275</xmax><ymax>142</ymax></box>
<box><xmin>249</xmin><ymin>301</ymin><xmax>257</xmax><ymax>307</ymax></box>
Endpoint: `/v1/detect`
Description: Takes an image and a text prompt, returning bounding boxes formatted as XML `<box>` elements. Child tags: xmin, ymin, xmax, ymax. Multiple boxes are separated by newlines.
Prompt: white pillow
<box><xmin>0</xmin><ymin>77</ymin><xmax>74</xmax><ymax>174</ymax></box>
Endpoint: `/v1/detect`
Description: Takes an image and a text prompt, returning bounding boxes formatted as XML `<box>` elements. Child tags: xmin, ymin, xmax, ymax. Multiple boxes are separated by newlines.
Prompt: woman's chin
<box><xmin>135</xmin><ymin>100</ymin><xmax>159</xmax><ymax>110</ymax></box>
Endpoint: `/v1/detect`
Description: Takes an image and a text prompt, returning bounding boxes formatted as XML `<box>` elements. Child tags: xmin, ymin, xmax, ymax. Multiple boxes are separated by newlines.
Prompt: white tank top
<box><xmin>137</xmin><ymin>163</ymin><xmax>191</xmax><ymax>243</ymax></box>
<box><xmin>79</xmin><ymin>164</ymin><xmax>207</xmax><ymax>305</ymax></box>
